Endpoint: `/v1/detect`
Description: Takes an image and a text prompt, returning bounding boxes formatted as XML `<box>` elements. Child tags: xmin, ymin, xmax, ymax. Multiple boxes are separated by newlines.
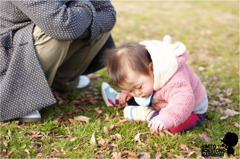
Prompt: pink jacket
<box><xmin>123</xmin><ymin>36</ymin><xmax>207</xmax><ymax>129</ymax></box>
<box><xmin>152</xmin><ymin>51</ymin><xmax>206</xmax><ymax>129</ymax></box>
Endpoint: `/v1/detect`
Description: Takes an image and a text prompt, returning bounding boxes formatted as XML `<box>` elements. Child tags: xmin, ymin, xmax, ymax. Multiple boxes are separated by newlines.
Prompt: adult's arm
<box><xmin>11</xmin><ymin>0</ymin><xmax>116</xmax><ymax>40</ymax></box>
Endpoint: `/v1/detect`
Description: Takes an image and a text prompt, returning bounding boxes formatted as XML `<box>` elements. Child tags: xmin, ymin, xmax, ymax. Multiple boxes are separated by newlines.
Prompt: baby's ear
<box><xmin>172</xmin><ymin>42</ymin><xmax>186</xmax><ymax>56</ymax></box>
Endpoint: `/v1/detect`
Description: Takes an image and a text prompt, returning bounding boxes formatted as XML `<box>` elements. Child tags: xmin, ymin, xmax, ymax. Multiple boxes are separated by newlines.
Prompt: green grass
<box><xmin>1</xmin><ymin>1</ymin><xmax>239</xmax><ymax>158</ymax></box>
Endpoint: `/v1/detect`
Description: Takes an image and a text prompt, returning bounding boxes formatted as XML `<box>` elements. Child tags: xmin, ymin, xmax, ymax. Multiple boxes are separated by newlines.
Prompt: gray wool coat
<box><xmin>0</xmin><ymin>0</ymin><xmax>116</xmax><ymax>121</ymax></box>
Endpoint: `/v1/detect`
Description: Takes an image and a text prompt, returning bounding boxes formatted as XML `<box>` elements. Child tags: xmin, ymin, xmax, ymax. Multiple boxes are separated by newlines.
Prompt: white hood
<box><xmin>140</xmin><ymin>35</ymin><xmax>186</xmax><ymax>90</ymax></box>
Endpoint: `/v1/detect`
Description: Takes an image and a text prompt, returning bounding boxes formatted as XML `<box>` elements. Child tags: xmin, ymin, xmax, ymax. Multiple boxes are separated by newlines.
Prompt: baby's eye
<box><xmin>137</xmin><ymin>85</ymin><xmax>142</xmax><ymax>89</ymax></box>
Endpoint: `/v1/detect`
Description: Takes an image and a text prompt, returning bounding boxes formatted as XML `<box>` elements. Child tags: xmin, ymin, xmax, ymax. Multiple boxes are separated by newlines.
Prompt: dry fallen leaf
<box><xmin>163</xmin><ymin>130</ymin><xmax>174</xmax><ymax>137</ymax></box>
<box><xmin>24</xmin><ymin>149</ymin><xmax>30</xmax><ymax>155</ymax></box>
<box><xmin>36</xmin><ymin>152</ymin><xmax>42</xmax><ymax>157</ymax></box>
<box><xmin>115</xmin><ymin>134</ymin><xmax>122</xmax><ymax>140</ymax></box>
<box><xmin>70</xmin><ymin>137</ymin><xmax>78</xmax><ymax>142</ymax></box>
<box><xmin>199</xmin><ymin>133</ymin><xmax>211</xmax><ymax>143</ymax></box>
<box><xmin>94</xmin><ymin>107</ymin><xmax>103</xmax><ymax>115</ymax></box>
<box><xmin>90</xmin><ymin>132</ymin><xmax>96</xmax><ymax>145</ymax></box>
<box><xmin>103</xmin><ymin>126</ymin><xmax>108</xmax><ymax>135</ymax></box>
<box><xmin>97</xmin><ymin>138</ymin><xmax>109</xmax><ymax>147</ymax></box>
<box><xmin>71</xmin><ymin>100</ymin><xmax>81</xmax><ymax>105</ymax></box>
<box><xmin>139</xmin><ymin>152</ymin><xmax>151</xmax><ymax>159</ymax></box>
<box><xmin>155</xmin><ymin>152</ymin><xmax>162</xmax><ymax>159</ymax></box>
<box><xmin>187</xmin><ymin>151</ymin><xmax>195</xmax><ymax>158</ymax></box>
<box><xmin>134</xmin><ymin>132</ymin><xmax>141</xmax><ymax>142</ymax></box>
<box><xmin>224</xmin><ymin>88</ymin><xmax>233</xmax><ymax>96</ymax></box>
<box><xmin>223</xmin><ymin>108</ymin><xmax>240</xmax><ymax>116</ymax></box>
<box><xmin>233</xmin><ymin>122</ymin><xmax>240</xmax><ymax>128</ymax></box>
<box><xmin>112</xmin><ymin>152</ymin><xmax>122</xmax><ymax>159</ymax></box>
<box><xmin>53</xmin><ymin>91</ymin><xmax>64</xmax><ymax>105</ymax></box>
<box><xmin>74</xmin><ymin>116</ymin><xmax>91</xmax><ymax>123</ymax></box>
<box><xmin>220</xmin><ymin>108</ymin><xmax>240</xmax><ymax>120</ymax></box>
<box><xmin>179</xmin><ymin>143</ymin><xmax>189</xmax><ymax>151</ymax></box>
<box><xmin>122</xmin><ymin>150</ymin><xmax>138</xmax><ymax>158</ymax></box>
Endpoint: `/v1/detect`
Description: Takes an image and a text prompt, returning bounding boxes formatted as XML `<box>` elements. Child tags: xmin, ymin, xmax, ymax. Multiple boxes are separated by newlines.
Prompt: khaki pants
<box><xmin>33</xmin><ymin>26</ymin><xmax>110</xmax><ymax>90</ymax></box>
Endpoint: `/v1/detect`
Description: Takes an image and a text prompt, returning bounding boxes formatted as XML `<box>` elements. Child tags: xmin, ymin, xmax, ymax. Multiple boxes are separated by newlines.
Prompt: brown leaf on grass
<box><xmin>145</xmin><ymin>139</ymin><xmax>154</xmax><ymax>143</ymax></box>
<box><xmin>115</xmin><ymin>134</ymin><xmax>122</xmax><ymax>140</ymax></box>
<box><xmin>112</xmin><ymin>152</ymin><xmax>121</xmax><ymax>159</ymax></box>
<box><xmin>24</xmin><ymin>149</ymin><xmax>30</xmax><ymax>155</ymax></box>
<box><xmin>2</xmin><ymin>140</ymin><xmax>9</xmax><ymax>147</ymax></box>
<box><xmin>86</xmin><ymin>94</ymin><xmax>97</xmax><ymax>104</ymax></box>
<box><xmin>71</xmin><ymin>100</ymin><xmax>81</xmax><ymax>105</ymax></box>
<box><xmin>122</xmin><ymin>150</ymin><xmax>138</xmax><ymax>158</ymax></box>
<box><xmin>52</xmin><ymin>91</ymin><xmax>64</xmax><ymax>105</ymax></box>
<box><xmin>190</xmin><ymin>145</ymin><xmax>201</xmax><ymax>151</ymax></box>
<box><xmin>187</xmin><ymin>151</ymin><xmax>196</xmax><ymax>158</ymax></box>
<box><xmin>94</xmin><ymin>107</ymin><xmax>103</xmax><ymax>115</ymax></box>
<box><xmin>74</xmin><ymin>116</ymin><xmax>91</xmax><ymax>123</ymax></box>
<box><xmin>97</xmin><ymin>137</ymin><xmax>109</xmax><ymax>148</ymax></box>
<box><xmin>90</xmin><ymin>132</ymin><xmax>96</xmax><ymax>145</ymax></box>
<box><xmin>209</xmin><ymin>100</ymin><xmax>222</xmax><ymax>107</ymax></box>
<box><xmin>103</xmin><ymin>126</ymin><xmax>108</xmax><ymax>135</ymax></box>
<box><xmin>199</xmin><ymin>133</ymin><xmax>211</xmax><ymax>143</ymax></box>
<box><xmin>163</xmin><ymin>130</ymin><xmax>174</xmax><ymax>137</ymax></box>
<box><xmin>53</xmin><ymin>120</ymin><xmax>59</xmax><ymax>125</ymax></box>
<box><xmin>103</xmin><ymin>114</ymin><xmax>110</xmax><ymax>121</ymax></box>
<box><xmin>224</xmin><ymin>88</ymin><xmax>233</xmax><ymax>96</ymax></box>
<box><xmin>174</xmin><ymin>155</ymin><xmax>185</xmax><ymax>159</ymax></box>
<box><xmin>223</xmin><ymin>108</ymin><xmax>240</xmax><ymax>116</ymax></box>
<box><xmin>220</xmin><ymin>108</ymin><xmax>240</xmax><ymax>120</ymax></box>
<box><xmin>2</xmin><ymin>149</ymin><xmax>6</xmax><ymax>154</ymax></box>
<box><xmin>233</xmin><ymin>122</ymin><xmax>240</xmax><ymax>128</ymax></box>
<box><xmin>112</xmin><ymin>152</ymin><xmax>122</xmax><ymax>159</ymax></box>
<box><xmin>70</xmin><ymin>137</ymin><xmax>78</xmax><ymax>142</ymax></box>
<box><xmin>139</xmin><ymin>152</ymin><xmax>151</xmax><ymax>159</ymax></box>
<box><xmin>219</xmin><ymin>97</ymin><xmax>232</xmax><ymax>104</ymax></box>
<box><xmin>205</xmin><ymin>128</ymin><xmax>212</xmax><ymax>133</ymax></box>
<box><xmin>155</xmin><ymin>152</ymin><xmax>162</xmax><ymax>159</ymax></box>
<box><xmin>179</xmin><ymin>143</ymin><xmax>189</xmax><ymax>151</ymax></box>
<box><xmin>36</xmin><ymin>152</ymin><xmax>42</xmax><ymax>157</ymax></box>
<box><xmin>109</xmin><ymin>143</ymin><xmax>118</xmax><ymax>150</ymax></box>
<box><xmin>109</xmin><ymin>124</ymin><xmax>120</xmax><ymax>130</ymax></box>
<box><xmin>111</xmin><ymin>134</ymin><xmax>122</xmax><ymax>140</ymax></box>
<box><xmin>134</xmin><ymin>132</ymin><xmax>141</xmax><ymax>142</ymax></box>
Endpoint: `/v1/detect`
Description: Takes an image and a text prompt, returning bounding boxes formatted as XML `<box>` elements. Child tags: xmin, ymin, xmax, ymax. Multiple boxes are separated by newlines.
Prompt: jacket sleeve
<box><xmin>88</xmin><ymin>0</ymin><xmax>116</xmax><ymax>40</ymax></box>
<box><xmin>153</xmin><ymin>76</ymin><xmax>195</xmax><ymax>129</ymax></box>
<box><xmin>11</xmin><ymin>0</ymin><xmax>116</xmax><ymax>40</ymax></box>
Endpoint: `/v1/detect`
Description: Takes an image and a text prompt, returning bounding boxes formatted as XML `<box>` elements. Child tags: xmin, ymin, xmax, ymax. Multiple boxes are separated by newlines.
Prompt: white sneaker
<box><xmin>77</xmin><ymin>76</ymin><xmax>90</xmax><ymax>89</ymax></box>
<box><xmin>19</xmin><ymin>110</ymin><xmax>41</xmax><ymax>122</ymax></box>
<box><xmin>101</xmin><ymin>82</ymin><xmax>119</xmax><ymax>107</ymax></box>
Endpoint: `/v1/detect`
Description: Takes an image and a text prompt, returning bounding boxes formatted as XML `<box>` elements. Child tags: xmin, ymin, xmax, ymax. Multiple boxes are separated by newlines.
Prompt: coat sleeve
<box><xmin>11</xmin><ymin>0</ymin><xmax>116</xmax><ymax>40</ymax></box>
<box><xmin>153</xmin><ymin>76</ymin><xmax>195</xmax><ymax>129</ymax></box>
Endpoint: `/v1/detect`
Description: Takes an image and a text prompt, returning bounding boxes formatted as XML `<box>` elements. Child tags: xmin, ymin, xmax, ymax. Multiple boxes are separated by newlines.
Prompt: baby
<box><xmin>102</xmin><ymin>35</ymin><xmax>208</xmax><ymax>133</ymax></box>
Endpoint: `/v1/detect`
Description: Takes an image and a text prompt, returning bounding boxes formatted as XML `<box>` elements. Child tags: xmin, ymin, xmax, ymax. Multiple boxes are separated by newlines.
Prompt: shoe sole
<box><xmin>19</xmin><ymin>118</ymin><xmax>41</xmax><ymax>122</ymax></box>
<box><xmin>101</xmin><ymin>82</ymin><xmax>113</xmax><ymax>107</ymax></box>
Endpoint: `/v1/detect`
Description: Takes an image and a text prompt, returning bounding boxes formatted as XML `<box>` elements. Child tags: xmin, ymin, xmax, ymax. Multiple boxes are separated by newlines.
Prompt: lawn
<box><xmin>1</xmin><ymin>1</ymin><xmax>239</xmax><ymax>158</ymax></box>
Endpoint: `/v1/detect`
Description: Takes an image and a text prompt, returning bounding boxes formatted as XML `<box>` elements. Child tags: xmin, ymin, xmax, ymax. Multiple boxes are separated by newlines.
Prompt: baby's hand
<box><xmin>148</xmin><ymin>119</ymin><xmax>165</xmax><ymax>133</ymax></box>
<box><xmin>118</xmin><ymin>92</ymin><xmax>132</xmax><ymax>106</ymax></box>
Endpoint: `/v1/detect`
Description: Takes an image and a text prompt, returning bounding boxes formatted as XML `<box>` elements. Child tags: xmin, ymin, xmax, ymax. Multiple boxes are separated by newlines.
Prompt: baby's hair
<box><xmin>103</xmin><ymin>42</ymin><xmax>152</xmax><ymax>86</ymax></box>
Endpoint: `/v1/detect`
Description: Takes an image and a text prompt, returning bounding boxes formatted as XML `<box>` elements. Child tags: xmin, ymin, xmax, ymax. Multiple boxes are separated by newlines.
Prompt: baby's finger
<box><xmin>148</xmin><ymin>120</ymin><xmax>153</xmax><ymax>127</ymax></box>
<box><xmin>159</xmin><ymin>124</ymin><xmax>164</xmax><ymax>131</ymax></box>
<box><xmin>153</xmin><ymin>123</ymin><xmax>161</xmax><ymax>131</ymax></box>
<box><xmin>126</xmin><ymin>96</ymin><xmax>131</xmax><ymax>101</ymax></box>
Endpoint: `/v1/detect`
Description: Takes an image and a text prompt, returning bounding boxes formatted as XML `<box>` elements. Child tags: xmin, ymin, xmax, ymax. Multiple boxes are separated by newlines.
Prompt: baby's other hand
<box><xmin>119</xmin><ymin>92</ymin><xmax>132</xmax><ymax>106</ymax></box>
<box><xmin>148</xmin><ymin>119</ymin><xmax>165</xmax><ymax>133</ymax></box>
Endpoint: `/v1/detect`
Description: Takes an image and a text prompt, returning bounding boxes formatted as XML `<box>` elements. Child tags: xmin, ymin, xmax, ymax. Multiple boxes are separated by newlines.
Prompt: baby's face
<box><xmin>119</xmin><ymin>68</ymin><xmax>154</xmax><ymax>98</ymax></box>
